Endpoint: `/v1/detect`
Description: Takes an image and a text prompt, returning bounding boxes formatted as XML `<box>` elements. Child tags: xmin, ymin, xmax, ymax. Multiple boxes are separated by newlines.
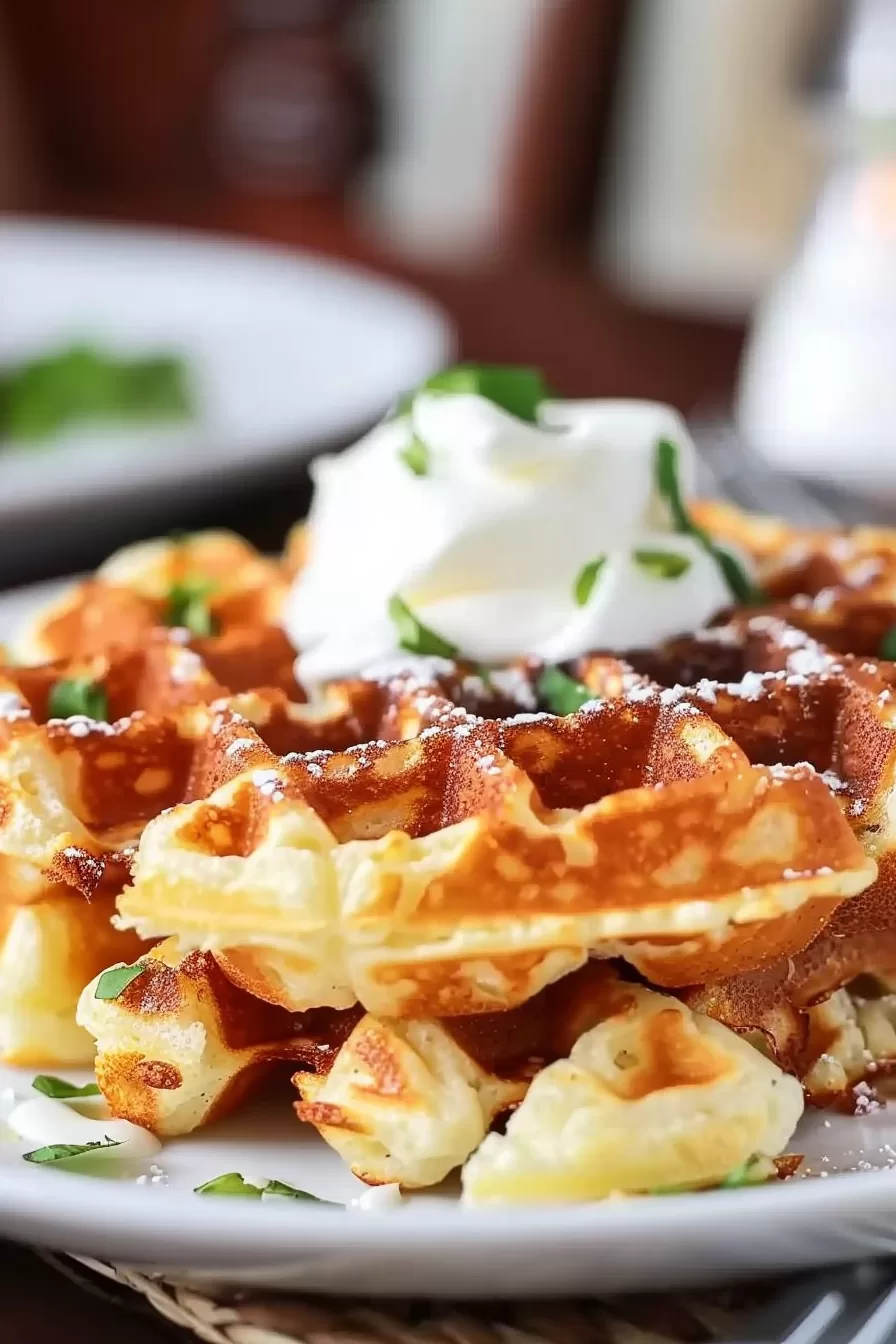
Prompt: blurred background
<box><xmin>1</xmin><ymin>0</ymin><xmax>894</xmax><ymax>589</ymax></box>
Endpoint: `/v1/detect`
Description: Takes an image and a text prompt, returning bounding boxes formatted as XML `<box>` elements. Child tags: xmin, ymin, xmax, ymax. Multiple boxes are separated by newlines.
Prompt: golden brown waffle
<box><xmin>110</xmin><ymin>671</ymin><xmax>871</xmax><ymax>1019</ymax></box>
<box><xmin>575</xmin><ymin>610</ymin><xmax>896</xmax><ymax>1104</ymax></box>
<box><xmin>461</xmin><ymin>966</ymin><xmax>804</xmax><ymax>1203</ymax></box>
<box><xmin>77</xmin><ymin>940</ymin><xmax>361</xmax><ymax>1136</ymax></box>
<box><xmin>78</xmin><ymin>947</ymin><xmax>604</xmax><ymax>1172</ymax></box>
<box><xmin>7</xmin><ymin>530</ymin><xmax>300</xmax><ymax>699</ymax></box>
<box><xmin>693</xmin><ymin>499</ymin><xmax>896</xmax><ymax>658</ymax></box>
<box><xmin>10</xmin><ymin>530</ymin><xmax>288</xmax><ymax>659</ymax></box>
<box><xmin>77</xmin><ymin>945</ymin><xmax>804</xmax><ymax>1193</ymax></box>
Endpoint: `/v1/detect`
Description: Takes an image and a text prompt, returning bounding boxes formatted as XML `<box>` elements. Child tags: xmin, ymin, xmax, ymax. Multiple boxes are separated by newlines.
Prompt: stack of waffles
<box><xmin>4</xmin><ymin>516</ymin><xmax>896</xmax><ymax>1202</ymax></box>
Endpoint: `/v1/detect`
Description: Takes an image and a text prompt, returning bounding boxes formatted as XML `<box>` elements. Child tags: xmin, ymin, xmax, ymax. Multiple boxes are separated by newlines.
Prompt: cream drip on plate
<box><xmin>283</xmin><ymin>393</ymin><xmax>738</xmax><ymax>682</ymax></box>
<box><xmin>7</xmin><ymin>1095</ymin><xmax>161</xmax><ymax>1161</ymax></box>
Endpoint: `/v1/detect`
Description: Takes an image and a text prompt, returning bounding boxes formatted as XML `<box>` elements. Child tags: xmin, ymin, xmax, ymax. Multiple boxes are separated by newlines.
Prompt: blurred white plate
<box><xmin>6</xmin><ymin>583</ymin><xmax>896</xmax><ymax>1298</ymax></box>
<box><xmin>0</xmin><ymin>218</ymin><xmax>453</xmax><ymax>559</ymax></box>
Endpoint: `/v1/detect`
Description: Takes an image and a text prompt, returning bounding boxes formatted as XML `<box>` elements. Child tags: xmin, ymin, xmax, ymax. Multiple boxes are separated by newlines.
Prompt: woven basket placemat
<box><xmin>44</xmin><ymin>1253</ymin><xmax>775</xmax><ymax>1344</ymax></box>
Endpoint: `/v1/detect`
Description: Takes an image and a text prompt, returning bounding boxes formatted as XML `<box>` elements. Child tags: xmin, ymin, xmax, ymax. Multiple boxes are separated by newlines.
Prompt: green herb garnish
<box><xmin>573</xmin><ymin>556</ymin><xmax>607</xmax><ymax>606</ymax></box>
<box><xmin>398</xmin><ymin>433</ymin><xmax>430</xmax><ymax>477</ymax></box>
<box><xmin>392</xmin><ymin>364</ymin><xmax>550</xmax><ymax>474</ymax></box>
<box><xmin>32</xmin><ymin>1075</ymin><xmax>101</xmax><ymax>1100</ymax></box>
<box><xmin>414</xmin><ymin>364</ymin><xmax>549</xmax><ymax>423</ymax></box>
<box><xmin>632</xmin><ymin>548</ymin><xmax>692</xmax><ymax>580</ymax></box>
<box><xmin>537</xmin><ymin>665</ymin><xmax>593</xmax><ymax>716</ymax></box>
<box><xmin>164</xmin><ymin>578</ymin><xmax>218</xmax><ymax>638</ymax></box>
<box><xmin>880</xmin><ymin>626</ymin><xmax>896</xmax><ymax>661</ymax></box>
<box><xmin>655</xmin><ymin>438</ymin><xmax>762</xmax><ymax>605</ymax></box>
<box><xmin>23</xmin><ymin>1138</ymin><xmax>121</xmax><ymax>1165</ymax></box>
<box><xmin>0</xmin><ymin>344</ymin><xmax>192</xmax><ymax>442</ymax></box>
<box><xmin>194</xmin><ymin>1172</ymin><xmax>266</xmax><ymax>1198</ymax></box>
<box><xmin>387</xmin><ymin>595</ymin><xmax>459</xmax><ymax>659</ymax></box>
<box><xmin>47</xmin><ymin>677</ymin><xmax>108</xmax><ymax>722</ymax></box>
<box><xmin>393</xmin><ymin>362</ymin><xmax>548</xmax><ymax>427</ymax></box>
<box><xmin>194</xmin><ymin>1172</ymin><xmax>328</xmax><ymax>1202</ymax></box>
<box><xmin>94</xmin><ymin>960</ymin><xmax>149</xmax><ymax>1002</ymax></box>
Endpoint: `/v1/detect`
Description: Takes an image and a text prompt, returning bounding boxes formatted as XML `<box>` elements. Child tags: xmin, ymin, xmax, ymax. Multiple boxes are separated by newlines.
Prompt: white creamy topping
<box><xmin>353</xmin><ymin>1182</ymin><xmax>404</xmax><ymax>1212</ymax></box>
<box><xmin>7</xmin><ymin>1096</ymin><xmax>161</xmax><ymax>1160</ymax></box>
<box><xmin>284</xmin><ymin>395</ymin><xmax>735</xmax><ymax>681</ymax></box>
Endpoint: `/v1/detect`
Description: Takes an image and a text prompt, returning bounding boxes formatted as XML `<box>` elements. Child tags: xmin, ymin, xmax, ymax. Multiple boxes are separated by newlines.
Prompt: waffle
<box><xmin>78</xmin><ymin>942</ymin><xmax>803</xmax><ymax>1192</ymax></box>
<box><xmin>8</xmin><ymin>531</ymin><xmax>298</xmax><ymax>698</ymax></box>
<box><xmin>293</xmin><ymin>959</ymin><xmax>618</xmax><ymax>1187</ymax></box>
<box><xmin>692</xmin><ymin>499</ymin><xmax>896</xmax><ymax>657</ymax></box>
<box><xmin>577</xmin><ymin>608</ymin><xmax>896</xmax><ymax>1103</ymax></box>
<box><xmin>110</xmin><ymin>675</ymin><xmax>871</xmax><ymax>1019</ymax></box>
<box><xmin>77</xmin><ymin>940</ymin><xmax>360</xmax><ymax>1136</ymax></box>
<box><xmin>0</xmin><ymin>692</ymin><xmax>225</xmax><ymax>1064</ymax></box>
<box><xmin>461</xmin><ymin>967</ymin><xmax>804</xmax><ymax>1204</ymax></box>
<box><xmin>77</xmin><ymin>941</ymin><xmax>587</xmax><ymax>1182</ymax></box>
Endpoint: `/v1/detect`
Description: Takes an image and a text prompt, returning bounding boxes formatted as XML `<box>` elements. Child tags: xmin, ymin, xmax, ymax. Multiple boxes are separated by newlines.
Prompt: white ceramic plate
<box><xmin>0</xmin><ymin>218</ymin><xmax>453</xmax><ymax>565</ymax></box>
<box><xmin>4</xmin><ymin>583</ymin><xmax>896</xmax><ymax>1298</ymax></box>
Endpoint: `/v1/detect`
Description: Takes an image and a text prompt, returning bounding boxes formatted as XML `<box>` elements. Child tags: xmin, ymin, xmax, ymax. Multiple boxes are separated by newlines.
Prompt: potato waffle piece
<box><xmin>81</xmin><ymin>946</ymin><xmax>794</xmax><ymax>1193</ymax></box>
<box><xmin>579</xmin><ymin>611</ymin><xmax>896</xmax><ymax>1101</ymax></box>
<box><xmin>0</xmin><ymin>696</ymin><xmax>237</xmax><ymax>1065</ymax></box>
<box><xmin>78</xmin><ymin>940</ymin><xmax>361</xmax><ymax>1136</ymax></box>
<box><xmin>460</xmin><ymin>967</ymin><xmax>804</xmax><ymax>1204</ymax></box>
<box><xmin>8</xmin><ymin>530</ymin><xmax>299</xmax><ymax>699</ymax></box>
<box><xmin>796</xmin><ymin>984</ymin><xmax>896</xmax><ymax>1106</ymax></box>
<box><xmin>293</xmin><ymin>960</ymin><xmax>618</xmax><ymax>1188</ymax></box>
<box><xmin>78</xmin><ymin>944</ymin><xmax>599</xmax><ymax>1184</ymax></box>
<box><xmin>113</xmin><ymin>676</ymin><xmax>872</xmax><ymax>1018</ymax></box>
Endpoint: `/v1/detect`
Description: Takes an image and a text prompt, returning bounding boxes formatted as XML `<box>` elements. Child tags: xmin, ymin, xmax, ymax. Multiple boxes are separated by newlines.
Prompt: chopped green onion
<box><xmin>32</xmin><ymin>1075</ymin><xmax>101</xmax><ymax>1099</ymax></box>
<box><xmin>94</xmin><ymin>961</ymin><xmax>149</xmax><ymax>1002</ymax></box>
<box><xmin>194</xmin><ymin>1172</ymin><xmax>329</xmax><ymax>1202</ymax></box>
<box><xmin>537</xmin><ymin>665</ymin><xmax>593</xmax><ymax>716</ymax></box>
<box><xmin>47</xmin><ymin>677</ymin><xmax>108</xmax><ymax>722</ymax></box>
<box><xmin>573</xmin><ymin>556</ymin><xmax>607</xmax><ymax>606</ymax></box>
<box><xmin>654</xmin><ymin>438</ymin><xmax>763</xmax><ymax>605</ymax></box>
<box><xmin>632</xmin><ymin>548</ymin><xmax>692</xmax><ymax>580</ymax></box>
<box><xmin>420</xmin><ymin>364</ymin><xmax>548</xmax><ymax>422</ymax></box>
<box><xmin>394</xmin><ymin>364</ymin><xmax>549</xmax><ymax>425</ymax></box>
<box><xmin>398</xmin><ymin>433</ymin><xmax>430</xmax><ymax>477</ymax></box>
<box><xmin>387</xmin><ymin>595</ymin><xmax>459</xmax><ymax>659</ymax></box>
<box><xmin>880</xmin><ymin>626</ymin><xmax>896</xmax><ymax>661</ymax></box>
<box><xmin>23</xmin><ymin>1138</ymin><xmax>121</xmax><ymax>1165</ymax></box>
<box><xmin>164</xmin><ymin>578</ymin><xmax>218</xmax><ymax>638</ymax></box>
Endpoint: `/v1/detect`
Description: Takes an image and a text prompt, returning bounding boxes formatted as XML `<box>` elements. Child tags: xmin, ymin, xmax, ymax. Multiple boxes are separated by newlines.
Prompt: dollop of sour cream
<box><xmin>7</xmin><ymin>1096</ymin><xmax>161</xmax><ymax>1161</ymax></box>
<box><xmin>283</xmin><ymin>395</ymin><xmax>735</xmax><ymax>682</ymax></box>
